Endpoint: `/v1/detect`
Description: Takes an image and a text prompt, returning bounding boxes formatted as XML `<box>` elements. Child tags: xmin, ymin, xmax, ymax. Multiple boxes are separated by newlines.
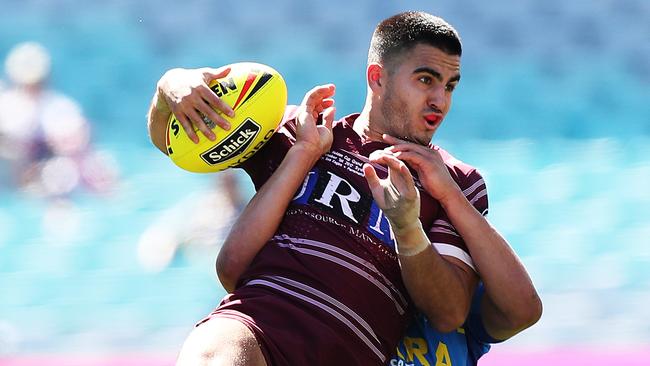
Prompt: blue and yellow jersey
<box><xmin>389</xmin><ymin>284</ymin><xmax>496</xmax><ymax>366</ymax></box>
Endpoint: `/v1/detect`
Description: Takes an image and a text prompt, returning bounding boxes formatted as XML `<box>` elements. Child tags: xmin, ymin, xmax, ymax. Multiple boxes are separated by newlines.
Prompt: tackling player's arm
<box><xmin>380</xmin><ymin>135</ymin><xmax>542</xmax><ymax>341</ymax></box>
<box><xmin>364</xmin><ymin>154</ymin><xmax>478</xmax><ymax>333</ymax></box>
<box><xmin>147</xmin><ymin>67</ymin><xmax>235</xmax><ymax>153</ymax></box>
<box><xmin>216</xmin><ymin>85</ymin><xmax>336</xmax><ymax>292</ymax></box>
<box><xmin>444</xmin><ymin>190</ymin><xmax>542</xmax><ymax>341</ymax></box>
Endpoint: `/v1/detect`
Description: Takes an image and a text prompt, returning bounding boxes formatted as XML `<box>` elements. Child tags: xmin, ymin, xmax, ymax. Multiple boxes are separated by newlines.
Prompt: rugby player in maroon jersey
<box><xmin>148</xmin><ymin>11</ymin><xmax>541</xmax><ymax>366</ymax></box>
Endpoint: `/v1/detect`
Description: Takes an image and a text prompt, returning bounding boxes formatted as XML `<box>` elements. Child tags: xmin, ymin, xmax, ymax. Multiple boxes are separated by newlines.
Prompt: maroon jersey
<box><xmin>202</xmin><ymin>108</ymin><xmax>485</xmax><ymax>366</ymax></box>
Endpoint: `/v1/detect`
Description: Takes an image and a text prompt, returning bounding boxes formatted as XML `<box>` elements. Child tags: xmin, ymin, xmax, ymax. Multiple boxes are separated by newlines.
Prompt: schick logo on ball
<box><xmin>200</xmin><ymin>118</ymin><xmax>261</xmax><ymax>165</ymax></box>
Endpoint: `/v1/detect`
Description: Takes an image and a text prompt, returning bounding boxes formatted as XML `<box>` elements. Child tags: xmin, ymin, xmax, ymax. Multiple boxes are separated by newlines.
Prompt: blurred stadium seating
<box><xmin>0</xmin><ymin>0</ymin><xmax>648</xmax><ymax>363</ymax></box>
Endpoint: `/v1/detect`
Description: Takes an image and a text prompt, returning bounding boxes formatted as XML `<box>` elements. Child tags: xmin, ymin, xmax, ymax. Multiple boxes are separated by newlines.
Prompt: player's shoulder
<box><xmin>433</xmin><ymin>145</ymin><xmax>484</xmax><ymax>187</ymax></box>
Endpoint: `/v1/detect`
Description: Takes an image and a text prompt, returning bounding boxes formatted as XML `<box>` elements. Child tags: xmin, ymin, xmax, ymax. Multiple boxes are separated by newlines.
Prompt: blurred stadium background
<box><xmin>0</xmin><ymin>0</ymin><xmax>649</xmax><ymax>365</ymax></box>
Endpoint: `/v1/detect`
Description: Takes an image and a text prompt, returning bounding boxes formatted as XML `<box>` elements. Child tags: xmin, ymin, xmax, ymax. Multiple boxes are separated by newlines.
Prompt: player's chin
<box><xmin>413</xmin><ymin>133</ymin><xmax>433</xmax><ymax>146</ymax></box>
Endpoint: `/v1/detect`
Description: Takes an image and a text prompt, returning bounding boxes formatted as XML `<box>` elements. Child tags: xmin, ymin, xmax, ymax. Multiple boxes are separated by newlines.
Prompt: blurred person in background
<box><xmin>137</xmin><ymin>170</ymin><xmax>246</xmax><ymax>273</ymax></box>
<box><xmin>0</xmin><ymin>42</ymin><xmax>120</xmax><ymax>240</ymax></box>
<box><xmin>0</xmin><ymin>41</ymin><xmax>119</xmax><ymax>199</ymax></box>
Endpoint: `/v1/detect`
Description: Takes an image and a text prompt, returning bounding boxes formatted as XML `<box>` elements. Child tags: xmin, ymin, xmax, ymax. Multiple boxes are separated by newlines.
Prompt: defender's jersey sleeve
<box><xmin>426</xmin><ymin>166</ymin><xmax>488</xmax><ymax>273</ymax></box>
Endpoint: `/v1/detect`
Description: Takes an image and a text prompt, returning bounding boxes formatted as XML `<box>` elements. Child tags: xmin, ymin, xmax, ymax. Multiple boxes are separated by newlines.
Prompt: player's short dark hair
<box><xmin>368</xmin><ymin>11</ymin><xmax>462</xmax><ymax>70</ymax></box>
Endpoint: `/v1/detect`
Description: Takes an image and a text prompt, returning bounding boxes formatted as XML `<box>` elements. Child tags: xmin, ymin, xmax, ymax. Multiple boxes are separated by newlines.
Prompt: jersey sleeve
<box><xmin>465</xmin><ymin>283</ymin><xmax>503</xmax><ymax>349</ymax></box>
<box><xmin>237</xmin><ymin>105</ymin><xmax>299</xmax><ymax>190</ymax></box>
<box><xmin>426</xmin><ymin>168</ymin><xmax>488</xmax><ymax>273</ymax></box>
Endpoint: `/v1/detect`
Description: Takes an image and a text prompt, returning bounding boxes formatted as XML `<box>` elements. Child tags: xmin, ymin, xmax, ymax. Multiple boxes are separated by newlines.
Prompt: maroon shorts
<box><xmin>197</xmin><ymin>285</ymin><xmax>386</xmax><ymax>366</ymax></box>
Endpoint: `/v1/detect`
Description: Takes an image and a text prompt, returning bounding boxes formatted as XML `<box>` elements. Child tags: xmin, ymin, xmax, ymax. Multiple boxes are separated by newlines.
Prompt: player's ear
<box><xmin>367</xmin><ymin>63</ymin><xmax>384</xmax><ymax>91</ymax></box>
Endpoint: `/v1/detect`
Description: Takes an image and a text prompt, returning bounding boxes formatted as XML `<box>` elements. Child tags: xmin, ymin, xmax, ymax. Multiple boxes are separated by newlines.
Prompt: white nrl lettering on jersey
<box><xmin>368</xmin><ymin>209</ymin><xmax>394</xmax><ymax>240</ymax></box>
<box><xmin>314</xmin><ymin>172</ymin><xmax>361</xmax><ymax>223</ymax></box>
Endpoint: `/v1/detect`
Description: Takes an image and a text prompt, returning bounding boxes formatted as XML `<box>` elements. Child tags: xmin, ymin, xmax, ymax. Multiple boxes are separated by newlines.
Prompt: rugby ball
<box><xmin>166</xmin><ymin>62</ymin><xmax>287</xmax><ymax>173</ymax></box>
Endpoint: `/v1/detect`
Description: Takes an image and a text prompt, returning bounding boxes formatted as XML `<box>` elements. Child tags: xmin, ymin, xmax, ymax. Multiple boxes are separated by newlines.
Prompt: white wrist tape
<box><xmin>396</xmin><ymin>239</ymin><xmax>430</xmax><ymax>257</ymax></box>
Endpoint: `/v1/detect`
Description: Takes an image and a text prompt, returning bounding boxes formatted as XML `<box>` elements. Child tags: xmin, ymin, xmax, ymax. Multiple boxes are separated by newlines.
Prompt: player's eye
<box><xmin>418</xmin><ymin>76</ymin><xmax>432</xmax><ymax>85</ymax></box>
<box><xmin>445</xmin><ymin>83</ymin><xmax>457</xmax><ymax>92</ymax></box>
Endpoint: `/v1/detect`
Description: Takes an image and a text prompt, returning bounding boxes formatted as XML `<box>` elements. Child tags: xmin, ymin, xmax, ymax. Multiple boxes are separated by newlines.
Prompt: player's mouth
<box><xmin>423</xmin><ymin>113</ymin><xmax>443</xmax><ymax>130</ymax></box>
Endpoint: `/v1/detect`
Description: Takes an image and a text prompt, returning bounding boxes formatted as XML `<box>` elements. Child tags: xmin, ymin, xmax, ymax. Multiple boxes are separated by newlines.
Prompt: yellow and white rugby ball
<box><xmin>166</xmin><ymin>62</ymin><xmax>287</xmax><ymax>173</ymax></box>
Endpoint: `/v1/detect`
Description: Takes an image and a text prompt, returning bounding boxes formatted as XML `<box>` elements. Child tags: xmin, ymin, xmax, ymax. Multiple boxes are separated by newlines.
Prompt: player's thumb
<box><xmin>205</xmin><ymin>66</ymin><xmax>231</xmax><ymax>81</ymax></box>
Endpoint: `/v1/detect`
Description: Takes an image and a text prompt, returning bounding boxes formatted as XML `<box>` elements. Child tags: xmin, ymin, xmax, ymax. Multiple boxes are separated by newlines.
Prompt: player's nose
<box><xmin>427</xmin><ymin>85</ymin><xmax>446</xmax><ymax>113</ymax></box>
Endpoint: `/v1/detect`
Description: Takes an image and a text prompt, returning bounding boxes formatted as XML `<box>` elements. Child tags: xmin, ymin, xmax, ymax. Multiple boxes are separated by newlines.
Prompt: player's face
<box><xmin>380</xmin><ymin>44</ymin><xmax>460</xmax><ymax>145</ymax></box>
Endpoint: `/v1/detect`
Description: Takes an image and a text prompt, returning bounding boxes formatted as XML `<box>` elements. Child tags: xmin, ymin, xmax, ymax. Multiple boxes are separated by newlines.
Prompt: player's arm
<box><xmin>381</xmin><ymin>135</ymin><xmax>542</xmax><ymax>341</ymax></box>
<box><xmin>364</xmin><ymin>154</ymin><xmax>478</xmax><ymax>333</ymax></box>
<box><xmin>443</xmin><ymin>189</ymin><xmax>542</xmax><ymax>341</ymax></box>
<box><xmin>146</xmin><ymin>67</ymin><xmax>235</xmax><ymax>153</ymax></box>
<box><xmin>216</xmin><ymin>85</ymin><xmax>336</xmax><ymax>292</ymax></box>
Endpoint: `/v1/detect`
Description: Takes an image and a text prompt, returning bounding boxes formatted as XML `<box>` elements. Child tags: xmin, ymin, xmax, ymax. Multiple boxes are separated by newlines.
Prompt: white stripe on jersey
<box><xmin>432</xmin><ymin>219</ymin><xmax>455</xmax><ymax>230</ymax></box>
<box><xmin>245</xmin><ymin>277</ymin><xmax>386</xmax><ymax>363</ymax></box>
<box><xmin>273</xmin><ymin>234</ymin><xmax>408</xmax><ymax>308</ymax></box>
<box><xmin>274</xmin><ymin>237</ymin><xmax>406</xmax><ymax>315</ymax></box>
<box><xmin>430</xmin><ymin>226</ymin><xmax>460</xmax><ymax>237</ymax></box>
<box><xmin>469</xmin><ymin>189</ymin><xmax>487</xmax><ymax>206</ymax></box>
<box><xmin>432</xmin><ymin>243</ymin><xmax>476</xmax><ymax>272</ymax></box>
<box><xmin>462</xmin><ymin>178</ymin><xmax>485</xmax><ymax>197</ymax></box>
<box><xmin>265</xmin><ymin>275</ymin><xmax>380</xmax><ymax>343</ymax></box>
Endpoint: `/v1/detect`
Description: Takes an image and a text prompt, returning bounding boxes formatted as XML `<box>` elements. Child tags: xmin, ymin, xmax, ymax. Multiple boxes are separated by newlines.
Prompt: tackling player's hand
<box><xmin>294</xmin><ymin>84</ymin><xmax>336</xmax><ymax>159</ymax></box>
<box><xmin>381</xmin><ymin>134</ymin><xmax>462</xmax><ymax>205</ymax></box>
<box><xmin>363</xmin><ymin>152</ymin><xmax>421</xmax><ymax>236</ymax></box>
<box><xmin>156</xmin><ymin>67</ymin><xmax>235</xmax><ymax>143</ymax></box>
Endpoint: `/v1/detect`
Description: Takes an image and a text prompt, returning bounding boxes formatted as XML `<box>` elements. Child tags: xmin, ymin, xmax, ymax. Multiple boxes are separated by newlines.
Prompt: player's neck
<box><xmin>355</xmin><ymin>105</ymin><xmax>384</xmax><ymax>143</ymax></box>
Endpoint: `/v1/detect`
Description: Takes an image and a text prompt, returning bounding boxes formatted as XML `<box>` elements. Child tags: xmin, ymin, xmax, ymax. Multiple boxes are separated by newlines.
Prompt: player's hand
<box><xmin>363</xmin><ymin>152</ymin><xmax>421</xmax><ymax>235</ymax></box>
<box><xmin>294</xmin><ymin>84</ymin><xmax>336</xmax><ymax>158</ymax></box>
<box><xmin>380</xmin><ymin>134</ymin><xmax>461</xmax><ymax>204</ymax></box>
<box><xmin>156</xmin><ymin>67</ymin><xmax>235</xmax><ymax>143</ymax></box>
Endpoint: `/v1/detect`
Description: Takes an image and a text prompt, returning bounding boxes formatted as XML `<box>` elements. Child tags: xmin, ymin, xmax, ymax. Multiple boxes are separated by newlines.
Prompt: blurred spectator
<box><xmin>137</xmin><ymin>170</ymin><xmax>247</xmax><ymax>273</ymax></box>
<box><xmin>0</xmin><ymin>41</ymin><xmax>119</xmax><ymax>198</ymax></box>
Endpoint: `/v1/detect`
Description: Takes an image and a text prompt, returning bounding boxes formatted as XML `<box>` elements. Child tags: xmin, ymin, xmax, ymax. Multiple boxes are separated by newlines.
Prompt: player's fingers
<box><xmin>194</xmin><ymin>92</ymin><xmax>231</xmax><ymax>131</ymax></box>
<box><xmin>322</xmin><ymin>106</ymin><xmax>336</xmax><ymax>130</ymax></box>
<box><xmin>363</xmin><ymin>164</ymin><xmax>382</xmax><ymax>190</ymax></box>
<box><xmin>363</xmin><ymin>164</ymin><xmax>389</xmax><ymax>206</ymax></box>
<box><xmin>297</xmin><ymin>108</ymin><xmax>315</xmax><ymax>126</ymax></box>
<box><xmin>193</xmin><ymin>104</ymin><xmax>223</xmax><ymax>141</ymax></box>
<box><xmin>186</xmin><ymin>108</ymin><xmax>214</xmax><ymax>142</ymax></box>
<box><xmin>199</xmin><ymin>86</ymin><xmax>235</xmax><ymax>119</ymax></box>
<box><xmin>384</xmin><ymin>134</ymin><xmax>428</xmax><ymax>151</ymax></box>
<box><xmin>382</xmin><ymin>154</ymin><xmax>415</xmax><ymax>195</ymax></box>
<box><xmin>381</xmin><ymin>153</ymin><xmax>404</xmax><ymax>176</ymax></box>
<box><xmin>391</xmin><ymin>150</ymin><xmax>425</xmax><ymax>167</ymax></box>
<box><xmin>386</xmin><ymin>145</ymin><xmax>431</xmax><ymax>165</ymax></box>
<box><xmin>302</xmin><ymin>84</ymin><xmax>335</xmax><ymax>111</ymax></box>
<box><xmin>314</xmin><ymin>98</ymin><xmax>335</xmax><ymax>115</ymax></box>
<box><xmin>382</xmin><ymin>134</ymin><xmax>410</xmax><ymax>145</ymax></box>
<box><xmin>194</xmin><ymin>98</ymin><xmax>227</xmax><ymax>131</ymax></box>
<box><xmin>321</xmin><ymin>98</ymin><xmax>335</xmax><ymax>108</ymax></box>
<box><xmin>176</xmin><ymin>113</ymin><xmax>199</xmax><ymax>144</ymax></box>
<box><xmin>368</xmin><ymin>149</ymin><xmax>396</xmax><ymax>165</ymax></box>
<box><xmin>398</xmin><ymin>160</ymin><xmax>418</xmax><ymax>197</ymax></box>
<box><xmin>204</xmin><ymin>66</ymin><xmax>231</xmax><ymax>81</ymax></box>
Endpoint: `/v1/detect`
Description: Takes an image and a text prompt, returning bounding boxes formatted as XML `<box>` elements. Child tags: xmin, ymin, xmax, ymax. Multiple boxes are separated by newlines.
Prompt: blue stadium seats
<box><xmin>0</xmin><ymin>0</ymin><xmax>648</xmax><ymax>355</ymax></box>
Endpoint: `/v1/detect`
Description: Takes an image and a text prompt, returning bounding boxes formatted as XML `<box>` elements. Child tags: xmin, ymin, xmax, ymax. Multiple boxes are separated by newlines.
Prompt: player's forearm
<box><xmin>147</xmin><ymin>88</ymin><xmax>171</xmax><ymax>154</ymax></box>
<box><xmin>395</xmin><ymin>224</ymin><xmax>476</xmax><ymax>332</ymax></box>
<box><xmin>216</xmin><ymin>145</ymin><xmax>321</xmax><ymax>291</ymax></box>
<box><xmin>439</xmin><ymin>190</ymin><xmax>542</xmax><ymax>339</ymax></box>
